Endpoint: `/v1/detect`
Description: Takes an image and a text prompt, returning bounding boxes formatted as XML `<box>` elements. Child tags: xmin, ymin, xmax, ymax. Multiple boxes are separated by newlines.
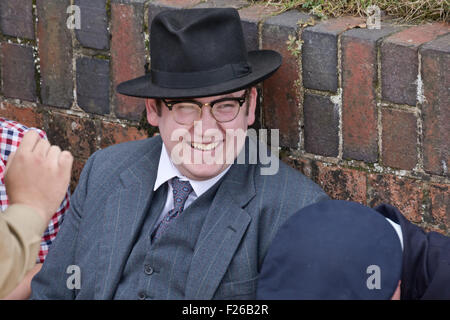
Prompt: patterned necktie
<box><xmin>152</xmin><ymin>177</ymin><xmax>193</xmax><ymax>240</ymax></box>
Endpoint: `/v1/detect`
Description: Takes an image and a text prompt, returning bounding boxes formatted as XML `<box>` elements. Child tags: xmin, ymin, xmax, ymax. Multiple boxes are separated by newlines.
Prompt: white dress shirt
<box><xmin>153</xmin><ymin>144</ymin><xmax>231</xmax><ymax>226</ymax></box>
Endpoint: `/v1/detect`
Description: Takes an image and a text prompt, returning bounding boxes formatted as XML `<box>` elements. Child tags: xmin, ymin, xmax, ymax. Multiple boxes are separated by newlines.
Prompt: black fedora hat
<box><xmin>116</xmin><ymin>8</ymin><xmax>282</xmax><ymax>99</ymax></box>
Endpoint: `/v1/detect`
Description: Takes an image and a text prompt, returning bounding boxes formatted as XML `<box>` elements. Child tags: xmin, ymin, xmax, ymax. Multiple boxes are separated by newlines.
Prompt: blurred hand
<box><xmin>4</xmin><ymin>130</ymin><xmax>73</xmax><ymax>223</ymax></box>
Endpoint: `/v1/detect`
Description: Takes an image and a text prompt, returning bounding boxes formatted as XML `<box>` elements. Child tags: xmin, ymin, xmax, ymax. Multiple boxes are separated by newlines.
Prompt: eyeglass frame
<box><xmin>161</xmin><ymin>89</ymin><xmax>249</xmax><ymax>124</ymax></box>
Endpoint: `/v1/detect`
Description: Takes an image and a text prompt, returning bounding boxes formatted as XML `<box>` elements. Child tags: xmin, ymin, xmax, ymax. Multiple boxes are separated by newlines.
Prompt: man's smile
<box><xmin>190</xmin><ymin>141</ymin><xmax>221</xmax><ymax>151</ymax></box>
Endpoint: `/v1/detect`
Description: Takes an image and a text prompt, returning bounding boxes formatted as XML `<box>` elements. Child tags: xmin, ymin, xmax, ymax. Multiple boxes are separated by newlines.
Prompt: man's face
<box><xmin>145</xmin><ymin>87</ymin><xmax>257</xmax><ymax>181</ymax></box>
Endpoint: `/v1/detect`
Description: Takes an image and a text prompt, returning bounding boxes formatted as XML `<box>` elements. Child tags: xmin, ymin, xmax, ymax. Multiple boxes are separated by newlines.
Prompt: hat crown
<box><xmin>150</xmin><ymin>8</ymin><xmax>248</xmax><ymax>73</ymax></box>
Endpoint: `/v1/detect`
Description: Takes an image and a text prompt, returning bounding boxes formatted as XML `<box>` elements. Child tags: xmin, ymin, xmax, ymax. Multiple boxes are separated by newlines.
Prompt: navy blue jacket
<box><xmin>375</xmin><ymin>204</ymin><xmax>450</xmax><ymax>300</ymax></box>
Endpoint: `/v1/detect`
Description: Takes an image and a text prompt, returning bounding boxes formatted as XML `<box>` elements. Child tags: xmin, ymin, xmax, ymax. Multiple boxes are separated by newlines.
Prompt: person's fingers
<box><xmin>33</xmin><ymin>138</ymin><xmax>51</xmax><ymax>158</ymax></box>
<box><xmin>58</xmin><ymin>150</ymin><xmax>74</xmax><ymax>179</ymax></box>
<box><xmin>18</xmin><ymin>130</ymin><xmax>41</xmax><ymax>153</ymax></box>
<box><xmin>4</xmin><ymin>151</ymin><xmax>16</xmax><ymax>174</ymax></box>
<box><xmin>47</xmin><ymin>145</ymin><xmax>62</xmax><ymax>167</ymax></box>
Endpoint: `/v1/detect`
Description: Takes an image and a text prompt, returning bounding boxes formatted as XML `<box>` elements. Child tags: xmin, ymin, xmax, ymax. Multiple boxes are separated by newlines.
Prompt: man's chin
<box><xmin>179</xmin><ymin>163</ymin><xmax>229</xmax><ymax>181</ymax></box>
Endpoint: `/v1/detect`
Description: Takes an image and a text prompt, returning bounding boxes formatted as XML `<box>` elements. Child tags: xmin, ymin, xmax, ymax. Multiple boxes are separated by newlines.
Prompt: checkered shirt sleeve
<box><xmin>0</xmin><ymin>118</ymin><xmax>71</xmax><ymax>263</ymax></box>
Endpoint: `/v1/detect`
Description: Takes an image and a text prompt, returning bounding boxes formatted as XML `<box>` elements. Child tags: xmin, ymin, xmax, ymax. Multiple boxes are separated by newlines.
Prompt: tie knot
<box><xmin>171</xmin><ymin>177</ymin><xmax>193</xmax><ymax>211</ymax></box>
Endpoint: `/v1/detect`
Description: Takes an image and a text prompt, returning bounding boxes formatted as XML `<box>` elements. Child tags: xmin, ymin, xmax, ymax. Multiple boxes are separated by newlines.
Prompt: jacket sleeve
<box><xmin>375</xmin><ymin>203</ymin><xmax>450</xmax><ymax>300</ymax></box>
<box><xmin>0</xmin><ymin>205</ymin><xmax>47</xmax><ymax>298</ymax></box>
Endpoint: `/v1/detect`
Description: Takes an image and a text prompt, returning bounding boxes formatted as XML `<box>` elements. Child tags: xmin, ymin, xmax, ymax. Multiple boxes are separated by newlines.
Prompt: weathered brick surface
<box><xmin>382</xmin><ymin>108</ymin><xmax>417</xmax><ymax>170</ymax></box>
<box><xmin>0</xmin><ymin>0</ymin><xmax>34</xmax><ymax>39</ymax></box>
<box><xmin>303</xmin><ymin>93</ymin><xmax>339</xmax><ymax>157</ymax></box>
<box><xmin>37</xmin><ymin>0</ymin><xmax>74</xmax><ymax>109</ymax></box>
<box><xmin>70</xmin><ymin>157</ymin><xmax>87</xmax><ymax>193</ymax></box>
<box><xmin>316</xmin><ymin>162</ymin><xmax>367</xmax><ymax>204</ymax></box>
<box><xmin>74</xmin><ymin>0</ymin><xmax>109</xmax><ymax>50</ymax></box>
<box><xmin>239</xmin><ymin>4</ymin><xmax>281</xmax><ymax>51</ymax></box>
<box><xmin>368</xmin><ymin>174</ymin><xmax>423</xmax><ymax>223</ymax></box>
<box><xmin>281</xmin><ymin>156</ymin><xmax>313</xmax><ymax>179</ymax></box>
<box><xmin>194</xmin><ymin>0</ymin><xmax>248</xmax><ymax>9</ymax></box>
<box><xmin>429</xmin><ymin>184</ymin><xmax>449</xmax><ymax>228</ymax></box>
<box><xmin>381</xmin><ymin>23</ymin><xmax>449</xmax><ymax>106</ymax></box>
<box><xmin>111</xmin><ymin>2</ymin><xmax>146</xmax><ymax>120</ymax></box>
<box><xmin>261</xmin><ymin>10</ymin><xmax>307</xmax><ymax>148</ymax></box>
<box><xmin>341</xmin><ymin>28</ymin><xmax>382</xmax><ymax>162</ymax></box>
<box><xmin>0</xmin><ymin>102</ymin><xmax>44</xmax><ymax>129</ymax></box>
<box><xmin>420</xmin><ymin>33</ymin><xmax>450</xmax><ymax>177</ymax></box>
<box><xmin>151</xmin><ymin>0</ymin><xmax>201</xmax><ymax>8</ymax></box>
<box><xmin>0</xmin><ymin>43</ymin><xmax>36</xmax><ymax>102</ymax></box>
<box><xmin>76</xmin><ymin>57</ymin><xmax>110</xmax><ymax>115</ymax></box>
<box><xmin>43</xmin><ymin>112</ymin><xmax>99</xmax><ymax>159</ymax></box>
<box><xmin>302</xmin><ymin>16</ymin><xmax>363</xmax><ymax>92</ymax></box>
<box><xmin>148</xmin><ymin>0</ymin><xmax>202</xmax><ymax>22</ymax></box>
<box><xmin>100</xmin><ymin>121</ymin><xmax>148</xmax><ymax>149</ymax></box>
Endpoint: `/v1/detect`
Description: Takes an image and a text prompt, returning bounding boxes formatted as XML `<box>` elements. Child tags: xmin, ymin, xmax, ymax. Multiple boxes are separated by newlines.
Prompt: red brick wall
<box><xmin>0</xmin><ymin>0</ymin><xmax>448</xmax><ymax>234</ymax></box>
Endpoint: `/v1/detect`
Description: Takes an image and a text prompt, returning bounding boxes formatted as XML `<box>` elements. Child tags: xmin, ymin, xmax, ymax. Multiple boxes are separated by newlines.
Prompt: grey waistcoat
<box><xmin>114</xmin><ymin>179</ymin><xmax>221</xmax><ymax>300</ymax></box>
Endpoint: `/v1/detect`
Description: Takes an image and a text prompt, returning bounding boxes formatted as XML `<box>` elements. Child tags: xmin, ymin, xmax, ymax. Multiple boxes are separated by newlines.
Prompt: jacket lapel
<box><xmin>185</xmin><ymin>161</ymin><xmax>256</xmax><ymax>299</ymax></box>
<box><xmin>95</xmin><ymin>138</ymin><xmax>162</xmax><ymax>299</ymax></box>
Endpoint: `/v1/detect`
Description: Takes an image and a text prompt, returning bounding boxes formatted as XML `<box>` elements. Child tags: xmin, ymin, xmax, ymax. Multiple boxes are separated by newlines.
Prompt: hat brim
<box><xmin>116</xmin><ymin>50</ymin><xmax>281</xmax><ymax>99</ymax></box>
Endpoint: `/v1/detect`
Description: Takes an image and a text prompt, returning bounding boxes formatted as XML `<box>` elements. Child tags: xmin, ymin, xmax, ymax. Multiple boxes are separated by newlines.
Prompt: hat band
<box><xmin>151</xmin><ymin>62</ymin><xmax>252</xmax><ymax>89</ymax></box>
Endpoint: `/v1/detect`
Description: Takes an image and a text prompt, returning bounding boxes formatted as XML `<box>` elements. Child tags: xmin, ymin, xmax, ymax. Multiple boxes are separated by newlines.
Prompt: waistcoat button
<box><xmin>138</xmin><ymin>292</ymin><xmax>146</xmax><ymax>300</ymax></box>
<box><xmin>144</xmin><ymin>264</ymin><xmax>154</xmax><ymax>275</ymax></box>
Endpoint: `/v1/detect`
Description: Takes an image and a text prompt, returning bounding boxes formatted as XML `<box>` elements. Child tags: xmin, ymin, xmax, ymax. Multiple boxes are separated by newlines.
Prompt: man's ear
<box><xmin>145</xmin><ymin>99</ymin><xmax>159</xmax><ymax>126</ymax></box>
<box><xmin>246</xmin><ymin>87</ymin><xmax>257</xmax><ymax>126</ymax></box>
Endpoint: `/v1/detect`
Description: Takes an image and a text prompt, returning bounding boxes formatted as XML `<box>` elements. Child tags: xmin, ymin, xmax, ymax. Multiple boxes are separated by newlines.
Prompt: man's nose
<box><xmin>198</xmin><ymin>104</ymin><xmax>218</xmax><ymax>129</ymax></box>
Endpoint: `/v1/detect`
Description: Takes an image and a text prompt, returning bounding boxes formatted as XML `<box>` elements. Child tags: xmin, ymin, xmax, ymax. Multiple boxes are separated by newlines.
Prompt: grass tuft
<box><xmin>252</xmin><ymin>0</ymin><xmax>449</xmax><ymax>24</ymax></box>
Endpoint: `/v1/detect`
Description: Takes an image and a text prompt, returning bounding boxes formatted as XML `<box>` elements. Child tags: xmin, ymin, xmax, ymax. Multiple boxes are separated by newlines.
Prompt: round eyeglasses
<box><xmin>161</xmin><ymin>90</ymin><xmax>249</xmax><ymax>125</ymax></box>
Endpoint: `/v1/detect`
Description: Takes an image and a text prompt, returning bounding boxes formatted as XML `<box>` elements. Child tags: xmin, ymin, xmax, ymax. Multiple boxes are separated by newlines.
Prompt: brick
<box><xmin>70</xmin><ymin>157</ymin><xmax>87</xmax><ymax>193</ymax></box>
<box><xmin>382</xmin><ymin>108</ymin><xmax>417</xmax><ymax>170</ymax></box>
<box><xmin>151</xmin><ymin>0</ymin><xmax>201</xmax><ymax>8</ymax></box>
<box><xmin>341</xmin><ymin>27</ymin><xmax>394</xmax><ymax>162</ymax></box>
<box><xmin>74</xmin><ymin>0</ymin><xmax>109</xmax><ymax>50</ymax></box>
<box><xmin>238</xmin><ymin>3</ymin><xmax>279</xmax><ymax>22</ymax></box>
<box><xmin>316</xmin><ymin>162</ymin><xmax>367</xmax><ymax>204</ymax></box>
<box><xmin>100</xmin><ymin>121</ymin><xmax>148</xmax><ymax>149</ymax></box>
<box><xmin>76</xmin><ymin>57</ymin><xmax>110</xmax><ymax>115</ymax></box>
<box><xmin>0</xmin><ymin>43</ymin><xmax>36</xmax><ymax>101</ymax></box>
<box><xmin>429</xmin><ymin>184</ymin><xmax>449</xmax><ymax>227</ymax></box>
<box><xmin>111</xmin><ymin>2</ymin><xmax>146</xmax><ymax>120</ymax></box>
<box><xmin>148</xmin><ymin>0</ymin><xmax>202</xmax><ymax>23</ymax></box>
<box><xmin>0</xmin><ymin>102</ymin><xmax>44</xmax><ymax>129</ymax></box>
<box><xmin>43</xmin><ymin>112</ymin><xmax>99</xmax><ymax>159</ymax></box>
<box><xmin>281</xmin><ymin>155</ymin><xmax>313</xmax><ymax>179</ymax></box>
<box><xmin>368</xmin><ymin>174</ymin><xmax>423</xmax><ymax>223</ymax></box>
<box><xmin>37</xmin><ymin>0</ymin><xmax>74</xmax><ymax>109</ymax></box>
<box><xmin>381</xmin><ymin>23</ymin><xmax>449</xmax><ymax>106</ymax></box>
<box><xmin>303</xmin><ymin>93</ymin><xmax>339</xmax><ymax>157</ymax></box>
<box><xmin>194</xmin><ymin>0</ymin><xmax>248</xmax><ymax>9</ymax></box>
<box><xmin>240</xmin><ymin>4</ymin><xmax>281</xmax><ymax>51</ymax></box>
<box><xmin>262</xmin><ymin>10</ymin><xmax>307</xmax><ymax>148</ymax></box>
<box><xmin>420</xmin><ymin>34</ymin><xmax>450</xmax><ymax>177</ymax></box>
<box><xmin>0</xmin><ymin>0</ymin><xmax>34</xmax><ymax>39</ymax></box>
<box><xmin>302</xmin><ymin>16</ymin><xmax>363</xmax><ymax>92</ymax></box>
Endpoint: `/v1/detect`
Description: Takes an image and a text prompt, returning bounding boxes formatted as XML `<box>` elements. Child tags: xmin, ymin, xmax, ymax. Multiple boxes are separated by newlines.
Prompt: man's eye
<box><xmin>215</xmin><ymin>102</ymin><xmax>237</xmax><ymax>109</ymax></box>
<box><xmin>175</xmin><ymin>103</ymin><xmax>198</xmax><ymax>110</ymax></box>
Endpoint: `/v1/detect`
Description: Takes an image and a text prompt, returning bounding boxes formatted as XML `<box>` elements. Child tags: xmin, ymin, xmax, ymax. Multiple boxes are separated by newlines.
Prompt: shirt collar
<box><xmin>154</xmin><ymin>143</ymin><xmax>231</xmax><ymax>197</ymax></box>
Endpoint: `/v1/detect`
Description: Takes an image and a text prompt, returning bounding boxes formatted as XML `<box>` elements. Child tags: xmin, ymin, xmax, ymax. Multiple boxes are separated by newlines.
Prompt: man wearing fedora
<box><xmin>30</xmin><ymin>8</ymin><xmax>328</xmax><ymax>299</ymax></box>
